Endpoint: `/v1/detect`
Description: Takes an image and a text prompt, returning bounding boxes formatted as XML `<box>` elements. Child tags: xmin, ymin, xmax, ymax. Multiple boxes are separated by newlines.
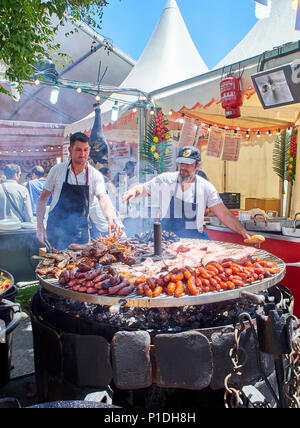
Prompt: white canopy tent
<box><xmin>216</xmin><ymin>0</ymin><xmax>300</xmax><ymax>69</ymax></box>
<box><xmin>64</xmin><ymin>0</ymin><xmax>208</xmax><ymax>136</ymax></box>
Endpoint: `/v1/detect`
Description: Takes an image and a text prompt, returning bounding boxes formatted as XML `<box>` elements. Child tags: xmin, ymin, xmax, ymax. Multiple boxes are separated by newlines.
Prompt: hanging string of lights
<box><xmin>168</xmin><ymin>111</ymin><xmax>294</xmax><ymax>141</ymax></box>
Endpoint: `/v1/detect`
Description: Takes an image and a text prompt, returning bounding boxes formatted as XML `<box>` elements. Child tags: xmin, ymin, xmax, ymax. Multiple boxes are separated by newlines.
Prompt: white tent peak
<box><xmin>65</xmin><ymin>0</ymin><xmax>208</xmax><ymax>133</ymax></box>
<box><xmin>119</xmin><ymin>0</ymin><xmax>208</xmax><ymax>93</ymax></box>
<box><xmin>215</xmin><ymin>0</ymin><xmax>300</xmax><ymax>69</ymax></box>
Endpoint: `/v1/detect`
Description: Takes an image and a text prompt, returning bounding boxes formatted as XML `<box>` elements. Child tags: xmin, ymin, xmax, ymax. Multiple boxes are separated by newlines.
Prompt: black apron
<box><xmin>46</xmin><ymin>162</ymin><xmax>90</xmax><ymax>250</ymax></box>
<box><xmin>161</xmin><ymin>178</ymin><xmax>210</xmax><ymax>240</ymax></box>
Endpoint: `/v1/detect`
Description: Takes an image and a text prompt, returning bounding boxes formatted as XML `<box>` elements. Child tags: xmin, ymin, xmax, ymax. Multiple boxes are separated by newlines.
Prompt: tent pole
<box><xmin>138</xmin><ymin>105</ymin><xmax>146</xmax><ymax>183</ymax></box>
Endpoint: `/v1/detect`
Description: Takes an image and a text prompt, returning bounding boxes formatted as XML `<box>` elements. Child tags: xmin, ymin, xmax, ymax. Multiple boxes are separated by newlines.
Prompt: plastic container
<box><xmin>0</xmin><ymin>299</ymin><xmax>22</xmax><ymax>387</ymax></box>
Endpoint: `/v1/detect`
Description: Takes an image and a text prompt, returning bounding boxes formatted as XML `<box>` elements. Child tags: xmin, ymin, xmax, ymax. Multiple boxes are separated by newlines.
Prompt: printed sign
<box><xmin>178</xmin><ymin>118</ymin><xmax>197</xmax><ymax>148</ymax></box>
<box><xmin>206</xmin><ymin>127</ymin><xmax>224</xmax><ymax>158</ymax></box>
<box><xmin>222</xmin><ymin>133</ymin><xmax>242</xmax><ymax>161</ymax></box>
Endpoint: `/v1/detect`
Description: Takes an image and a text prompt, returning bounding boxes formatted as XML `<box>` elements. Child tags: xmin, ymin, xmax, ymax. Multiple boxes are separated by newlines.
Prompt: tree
<box><xmin>0</xmin><ymin>0</ymin><xmax>112</xmax><ymax>95</ymax></box>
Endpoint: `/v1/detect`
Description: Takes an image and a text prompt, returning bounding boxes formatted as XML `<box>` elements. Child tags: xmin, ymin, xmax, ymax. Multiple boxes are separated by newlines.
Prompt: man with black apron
<box><xmin>123</xmin><ymin>146</ymin><xmax>252</xmax><ymax>241</ymax></box>
<box><xmin>36</xmin><ymin>132</ymin><xmax>119</xmax><ymax>250</ymax></box>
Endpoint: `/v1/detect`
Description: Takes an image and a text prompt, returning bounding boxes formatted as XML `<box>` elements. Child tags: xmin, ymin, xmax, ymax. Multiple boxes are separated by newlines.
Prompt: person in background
<box><xmin>26</xmin><ymin>166</ymin><xmax>52</xmax><ymax>215</ymax></box>
<box><xmin>99</xmin><ymin>167</ymin><xmax>118</xmax><ymax>204</ymax></box>
<box><xmin>123</xmin><ymin>160</ymin><xmax>138</xmax><ymax>188</ymax></box>
<box><xmin>89</xmin><ymin>167</ymin><xmax>124</xmax><ymax>238</ymax></box>
<box><xmin>0</xmin><ymin>164</ymin><xmax>33</xmax><ymax>222</ymax></box>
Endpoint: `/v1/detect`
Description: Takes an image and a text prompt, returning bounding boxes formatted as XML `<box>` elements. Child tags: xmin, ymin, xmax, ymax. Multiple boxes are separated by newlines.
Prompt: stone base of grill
<box><xmin>30</xmin><ymin>290</ymin><xmax>281</xmax><ymax>406</ymax></box>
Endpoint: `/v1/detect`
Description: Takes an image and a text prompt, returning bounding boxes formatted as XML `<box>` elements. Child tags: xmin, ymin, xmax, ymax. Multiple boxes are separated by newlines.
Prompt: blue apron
<box><xmin>161</xmin><ymin>179</ymin><xmax>210</xmax><ymax>240</ymax></box>
<box><xmin>46</xmin><ymin>161</ymin><xmax>90</xmax><ymax>250</ymax></box>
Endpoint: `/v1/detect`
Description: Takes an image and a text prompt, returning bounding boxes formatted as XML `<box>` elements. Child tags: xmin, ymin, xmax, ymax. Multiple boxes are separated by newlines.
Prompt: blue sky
<box><xmin>98</xmin><ymin>0</ymin><xmax>258</xmax><ymax>69</ymax></box>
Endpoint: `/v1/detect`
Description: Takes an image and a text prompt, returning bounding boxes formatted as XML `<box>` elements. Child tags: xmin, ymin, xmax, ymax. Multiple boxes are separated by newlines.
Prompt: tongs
<box><xmin>44</xmin><ymin>239</ymin><xmax>52</xmax><ymax>253</ymax></box>
<box><xmin>286</xmin><ymin>262</ymin><xmax>300</xmax><ymax>268</ymax></box>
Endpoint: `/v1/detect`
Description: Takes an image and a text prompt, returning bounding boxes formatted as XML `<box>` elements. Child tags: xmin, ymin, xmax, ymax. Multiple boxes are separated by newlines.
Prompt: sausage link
<box><xmin>118</xmin><ymin>283</ymin><xmax>135</xmax><ymax>296</ymax></box>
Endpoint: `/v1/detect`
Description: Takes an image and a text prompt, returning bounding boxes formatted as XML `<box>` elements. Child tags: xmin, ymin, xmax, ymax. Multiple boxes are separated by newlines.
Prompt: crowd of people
<box><xmin>0</xmin><ymin>132</ymin><xmax>252</xmax><ymax>248</ymax></box>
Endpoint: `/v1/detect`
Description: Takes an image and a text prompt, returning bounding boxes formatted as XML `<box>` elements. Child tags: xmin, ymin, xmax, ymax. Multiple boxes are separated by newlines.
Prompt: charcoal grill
<box><xmin>36</xmin><ymin>240</ymin><xmax>286</xmax><ymax>308</ymax></box>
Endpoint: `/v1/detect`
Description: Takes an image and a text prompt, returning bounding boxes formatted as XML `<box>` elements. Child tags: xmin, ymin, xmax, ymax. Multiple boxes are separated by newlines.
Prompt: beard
<box><xmin>178</xmin><ymin>168</ymin><xmax>195</xmax><ymax>184</ymax></box>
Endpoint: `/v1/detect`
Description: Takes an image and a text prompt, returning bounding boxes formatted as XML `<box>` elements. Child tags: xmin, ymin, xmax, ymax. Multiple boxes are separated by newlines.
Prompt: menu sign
<box><xmin>178</xmin><ymin>118</ymin><xmax>197</xmax><ymax>148</ymax></box>
<box><xmin>206</xmin><ymin>127</ymin><xmax>224</xmax><ymax>158</ymax></box>
<box><xmin>222</xmin><ymin>133</ymin><xmax>242</xmax><ymax>162</ymax></box>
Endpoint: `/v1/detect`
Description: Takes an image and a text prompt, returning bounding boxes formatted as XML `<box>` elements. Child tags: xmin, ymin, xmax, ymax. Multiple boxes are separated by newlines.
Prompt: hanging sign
<box><xmin>206</xmin><ymin>127</ymin><xmax>224</xmax><ymax>158</ymax></box>
<box><xmin>296</xmin><ymin>0</ymin><xmax>300</xmax><ymax>30</ymax></box>
<box><xmin>178</xmin><ymin>118</ymin><xmax>197</xmax><ymax>148</ymax></box>
<box><xmin>222</xmin><ymin>133</ymin><xmax>242</xmax><ymax>162</ymax></box>
<box><xmin>62</xmin><ymin>143</ymin><xmax>70</xmax><ymax>162</ymax></box>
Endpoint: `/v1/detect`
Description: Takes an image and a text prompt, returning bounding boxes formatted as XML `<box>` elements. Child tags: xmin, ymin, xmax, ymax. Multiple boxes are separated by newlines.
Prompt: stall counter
<box><xmin>206</xmin><ymin>225</ymin><xmax>300</xmax><ymax>318</ymax></box>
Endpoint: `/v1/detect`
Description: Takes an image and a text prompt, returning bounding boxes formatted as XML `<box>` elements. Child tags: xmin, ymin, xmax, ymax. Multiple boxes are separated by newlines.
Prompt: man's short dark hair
<box><xmin>4</xmin><ymin>164</ymin><xmax>20</xmax><ymax>179</ymax></box>
<box><xmin>70</xmin><ymin>132</ymin><xmax>89</xmax><ymax>148</ymax></box>
<box><xmin>31</xmin><ymin>165</ymin><xmax>45</xmax><ymax>178</ymax></box>
<box><xmin>124</xmin><ymin>161</ymin><xmax>136</xmax><ymax>170</ymax></box>
<box><xmin>99</xmin><ymin>167</ymin><xmax>109</xmax><ymax>177</ymax></box>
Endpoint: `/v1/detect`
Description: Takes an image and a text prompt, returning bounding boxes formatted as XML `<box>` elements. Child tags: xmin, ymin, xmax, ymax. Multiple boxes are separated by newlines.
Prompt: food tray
<box><xmin>37</xmin><ymin>240</ymin><xmax>286</xmax><ymax>308</ymax></box>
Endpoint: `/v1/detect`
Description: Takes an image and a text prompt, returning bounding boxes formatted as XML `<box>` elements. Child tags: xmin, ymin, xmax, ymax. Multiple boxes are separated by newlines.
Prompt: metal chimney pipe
<box><xmin>153</xmin><ymin>222</ymin><xmax>162</xmax><ymax>256</ymax></box>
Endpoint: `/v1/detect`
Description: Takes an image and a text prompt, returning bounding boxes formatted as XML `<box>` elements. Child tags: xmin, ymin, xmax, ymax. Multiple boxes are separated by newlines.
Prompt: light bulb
<box><xmin>34</xmin><ymin>79</ymin><xmax>40</xmax><ymax>85</ymax></box>
<box><xmin>50</xmin><ymin>86</ymin><xmax>60</xmax><ymax>104</ymax></box>
<box><xmin>95</xmin><ymin>94</ymin><xmax>100</xmax><ymax>101</ymax></box>
<box><xmin>76</xmin><ymin>87</ymin><xmax>82</xmax><ymax>93</ymax></box>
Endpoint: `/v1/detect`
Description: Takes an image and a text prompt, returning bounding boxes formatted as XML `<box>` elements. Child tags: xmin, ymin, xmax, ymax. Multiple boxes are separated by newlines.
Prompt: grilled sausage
<box><xmin>118</xmin><ymin>283</ymin><xmax>135</xmax><ymax>296</ymax></box>
<box><xmin>108</xmin><ymin>281</ymin><xmax>129</xmax><ymax>295</ymax></box>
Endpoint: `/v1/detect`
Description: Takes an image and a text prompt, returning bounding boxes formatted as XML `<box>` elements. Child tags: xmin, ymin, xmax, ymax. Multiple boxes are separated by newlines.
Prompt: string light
<box><xmin>95</xmin><ymin>94</ymin><xmax>100</xmax><ymax>101</ymax></box>
<box><xmin>76</xmin><ymin>87</ymin><xmax>82</xmax><ymax>93</ymax></box>
<box><xmin>257</xmin><ymin>131</ymin><xmax>261</xmax><ymax>138</ymax></box>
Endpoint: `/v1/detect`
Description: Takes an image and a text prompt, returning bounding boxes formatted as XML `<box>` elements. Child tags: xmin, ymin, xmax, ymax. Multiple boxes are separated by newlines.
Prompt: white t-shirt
<box><xmin>44</xmin><ymin>161</ymin><xmax>106</xmax><ymax>213</ymax></box>
<box><xmin>143</xmin><ymin>172</ymin><xmax>222</xmax><ymax>232</ymax></box>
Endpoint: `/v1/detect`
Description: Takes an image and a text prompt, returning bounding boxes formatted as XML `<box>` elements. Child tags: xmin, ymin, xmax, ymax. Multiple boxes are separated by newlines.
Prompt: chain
<box><xmin>283</xmin><ymin>316</ymin><xmax>300</xmax><ymax>408</ymax></box>
<box><xmin>224</xmin><ymin>322</ymin><xmax>248</xmax><ymax>408</ymax></box>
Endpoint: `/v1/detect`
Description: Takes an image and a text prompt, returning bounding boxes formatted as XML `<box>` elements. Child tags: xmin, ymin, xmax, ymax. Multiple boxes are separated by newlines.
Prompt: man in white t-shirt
<box><xmin>123</xmin><ymin>146</ymin><xmax>252</xmax><ymax>240</ymax></box>
<box><xmin>36</xmin><ymin>132</ymin><xmax>119</xmax><ymax>250</ymax></box>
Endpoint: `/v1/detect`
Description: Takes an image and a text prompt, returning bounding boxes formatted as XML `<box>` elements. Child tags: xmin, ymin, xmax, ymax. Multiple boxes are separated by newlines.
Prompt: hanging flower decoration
<box><xmin>286</xmin><ymin>131</ymin><xmax>297</xmax><ymax>185</ymax></box>
<box><xmin>141</xmin><ymin>109</ymin><xmax>172</xmax><ymax>175</ymax></box>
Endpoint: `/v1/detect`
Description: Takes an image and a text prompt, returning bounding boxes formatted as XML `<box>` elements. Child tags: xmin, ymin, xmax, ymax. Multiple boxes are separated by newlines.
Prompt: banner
<box><xmin>296</xmin><ymin>0</ymin><xmax>300</xmax><ymax>31</ymax></box>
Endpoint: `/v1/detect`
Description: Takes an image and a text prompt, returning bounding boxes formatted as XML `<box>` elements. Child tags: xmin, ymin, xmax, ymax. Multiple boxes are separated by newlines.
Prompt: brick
<box><xmin>61</xmin><ymin>333</ymin><xmax>112</xmax><ymax>388</ymax></box>
<box><xmin>210</xmin><ymin>329</ymin><xmax>275</xmax><ymax>390</ymax></box>
<box><xmin>153</xmin><ymin>331</ymin><xmax>212</xmax><ymax>390</ymax></box>
<box><xmin>111</xmin><ymin>331</ymin><xmax>152</xmax><ymax>390</ymax></box>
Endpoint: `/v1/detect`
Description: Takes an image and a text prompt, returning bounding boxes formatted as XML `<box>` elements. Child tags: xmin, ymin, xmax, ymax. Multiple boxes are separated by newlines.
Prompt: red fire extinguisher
<box><xmin>220</xmin><ymin>75</ymin><xmax>243</xmax><ymax>119</ymax></box>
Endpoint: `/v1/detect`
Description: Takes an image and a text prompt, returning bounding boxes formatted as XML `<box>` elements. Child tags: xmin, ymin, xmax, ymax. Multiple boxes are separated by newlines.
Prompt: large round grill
<box><xmin>37</xmin><ymin>241</ymin><xmax>286</xmax><ymax>308</ymax></box>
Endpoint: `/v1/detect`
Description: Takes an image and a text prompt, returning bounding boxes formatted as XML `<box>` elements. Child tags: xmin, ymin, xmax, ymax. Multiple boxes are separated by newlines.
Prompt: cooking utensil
<box><xmin>282</xmin><ymin>212</ymin><xmax>300</xmax><ymax>238</ymax></box>
<box><xmin>44</xmin><ymin>240</ymin><xmax>52</xmax><ymax>253</ymax></box>
<box><xmin>244</xmin><ymin>213</ymin><xmax>284</xmax><ymax>233</ymax></box>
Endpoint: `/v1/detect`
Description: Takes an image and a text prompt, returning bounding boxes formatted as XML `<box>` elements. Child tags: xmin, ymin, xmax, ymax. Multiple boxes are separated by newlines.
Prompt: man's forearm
<box><xmin>98</xmin><ymin>193</ymin><xmax>116</xmax><ymax>221</ymax></box>
<box><xmin>36</xmin><ymin>198</ymin><xmax>47</xmax><ymax>227</ymax></box>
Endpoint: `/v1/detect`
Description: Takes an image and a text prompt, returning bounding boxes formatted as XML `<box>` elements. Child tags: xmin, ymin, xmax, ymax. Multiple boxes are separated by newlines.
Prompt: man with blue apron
<box><xmin>123</xmin><ymin>146</ymin><xmax>251</xmax><ymax>241</ymax></box>
<box><xmin>46</xmin><ymin>160</ymin><xmax>90</xmax><ymax>250</ymax></box>
<box><xmin>36</xmin><ymin>132</ymin><xmax>120</xmax><ymax>251</ymax></box>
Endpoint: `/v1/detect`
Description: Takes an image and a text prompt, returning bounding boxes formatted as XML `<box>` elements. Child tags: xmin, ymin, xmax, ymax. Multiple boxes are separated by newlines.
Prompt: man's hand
<box><xmin>107</xmin><ymin>217</ymin><xmax>121</xmax><ymax>236</ymax></box>
<box><xmin>122</xmin><ymin>187</ymin><xmax>138</xmax><ymax>203</ymax></box>
<box><xmin>36</xmin><ymin>223</ymin><xmax>47</xmax><ymax>244</ymax></box>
